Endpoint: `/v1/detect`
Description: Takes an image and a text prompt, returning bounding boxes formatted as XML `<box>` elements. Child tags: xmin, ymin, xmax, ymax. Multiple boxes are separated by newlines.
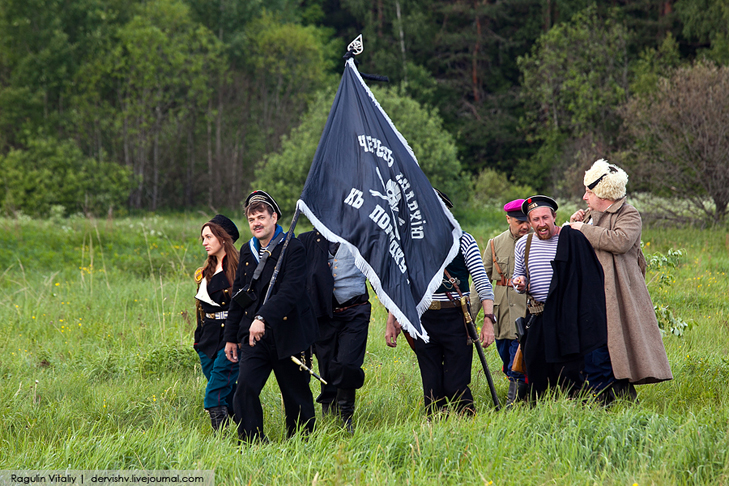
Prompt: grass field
<box><xmin>1</xmin><ymin>210</ymin><xmax>728</xmax><ymax>485</ymax></box>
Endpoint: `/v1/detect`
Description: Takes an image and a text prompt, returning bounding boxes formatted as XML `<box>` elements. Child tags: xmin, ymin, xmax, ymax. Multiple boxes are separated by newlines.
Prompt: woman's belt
<box><xmin>205</xmin><ymin>311</ymin><xmax>228</xmax><ymax>320</ymax></box>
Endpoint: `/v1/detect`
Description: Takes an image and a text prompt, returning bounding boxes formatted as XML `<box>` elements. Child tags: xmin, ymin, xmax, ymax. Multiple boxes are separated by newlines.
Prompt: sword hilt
<box><xmin>290</xmin><ymin>356</ymin><xmax>328</xmax><ymax>385</ymax></box>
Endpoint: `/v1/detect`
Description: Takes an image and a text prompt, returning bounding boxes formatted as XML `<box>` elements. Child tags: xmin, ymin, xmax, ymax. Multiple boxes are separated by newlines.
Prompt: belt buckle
<box><xmin>428</xmin><ymin>301</ymin><xmax>442</xmax><ymax>311</ymax></box>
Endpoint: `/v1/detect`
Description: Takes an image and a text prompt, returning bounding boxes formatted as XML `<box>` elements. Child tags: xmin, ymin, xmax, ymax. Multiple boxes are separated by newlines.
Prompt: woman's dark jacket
<box><xmin>194</xmin><ymin>270</ymin><xmax>232</xmax><ymax>359</ymax></box>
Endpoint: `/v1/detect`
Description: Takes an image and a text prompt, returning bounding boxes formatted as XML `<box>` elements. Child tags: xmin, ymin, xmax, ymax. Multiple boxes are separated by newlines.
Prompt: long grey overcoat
<box><xmin>580</xmin><ymin>198</ymin><xmax>673</xmax><ymax>384</ymax></box>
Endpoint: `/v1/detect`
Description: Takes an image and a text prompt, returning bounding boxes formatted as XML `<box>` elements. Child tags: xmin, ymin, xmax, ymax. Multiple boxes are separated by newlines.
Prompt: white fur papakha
<box><xmin>583</xmin><ymin>158</ymin><xmax>628</xmax><ymax>201</ymax></box>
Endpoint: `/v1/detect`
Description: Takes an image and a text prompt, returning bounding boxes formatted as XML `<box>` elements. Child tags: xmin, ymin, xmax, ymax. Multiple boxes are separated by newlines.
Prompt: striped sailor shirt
<box><xmin>432</xmin><ymin>232</ymin><xmax>494</xmax><ymax>303</ymax></box>
<box><xmin>513</xmin><ymin>232</ymin><xmax>559</xmax><ymax>303</ymax></box>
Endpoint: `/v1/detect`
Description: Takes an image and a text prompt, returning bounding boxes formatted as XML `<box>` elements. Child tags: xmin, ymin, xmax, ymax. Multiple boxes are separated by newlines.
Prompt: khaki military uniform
<box><xmin>470</xmin><ymin>229</ymin><xmax>528</xmax><ymax>339</ymax></box>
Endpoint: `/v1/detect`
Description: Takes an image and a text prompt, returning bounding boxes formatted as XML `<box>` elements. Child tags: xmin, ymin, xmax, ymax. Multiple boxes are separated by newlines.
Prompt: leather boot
<box><xmin>322</xmin><ymin>400</ymin><xmax>337</xmax><ymax>417</ymax></box>
<box><xmin>504</xmin><ymin>381</ymin><xmax>518</xmax><ymax>408</ymax></box>
<box><xmin>208</xmin><ymin>405</ymin><xmax>229</xmax><ymax>431</ymax></box>
<box><xmin>612</xmin><ymin>379</ymin><xmax>638</xmax><ymax>402</ymax></box>
<box><xmin>336</xmin><ymin>388</ymin><xmax>356</xmax><ymax>434</ymax></box>
<box><xmin>516</xmin><ymin>381</ymin><xmax>530</xmax><ymax>402</ymax></box>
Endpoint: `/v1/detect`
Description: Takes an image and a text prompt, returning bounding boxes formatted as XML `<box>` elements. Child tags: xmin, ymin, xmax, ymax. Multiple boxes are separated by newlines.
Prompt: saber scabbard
<box><xmin>291</xmin><ymin>356</ymin><xmax>328</xmax><ymax>385</ymax></box>
<box><xmin>461</xmin><ymin>296</ymin><xmax>501</xmax><ymax>411</ymax></box>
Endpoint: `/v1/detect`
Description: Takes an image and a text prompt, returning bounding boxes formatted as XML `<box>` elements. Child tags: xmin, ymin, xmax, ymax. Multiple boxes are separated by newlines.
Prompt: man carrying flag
<box><xmin>300</xmin><ymin>229</ymin><xmax>371</xmax><ymax>432</ymax></box>
<box><xmin>296</xmin><ymin>57</ymin><xmax>462</xmax><ymax>343</ymax></box>
<box><xmin>293</xmin><ymin>43</ymin><xmax>500</xmax><ymax>409</ymax></box>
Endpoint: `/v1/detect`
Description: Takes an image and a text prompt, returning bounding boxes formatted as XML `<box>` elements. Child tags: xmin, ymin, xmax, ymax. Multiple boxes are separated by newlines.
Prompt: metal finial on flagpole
<box><xmin>344</xmin><ymin>34</ymin><xmax>389</xmax><ymax>83</ymax></box>
<box><xmin>347</xmin><ymin>34</ymin><xmax>364</xmax><ymax>56</ymax></box>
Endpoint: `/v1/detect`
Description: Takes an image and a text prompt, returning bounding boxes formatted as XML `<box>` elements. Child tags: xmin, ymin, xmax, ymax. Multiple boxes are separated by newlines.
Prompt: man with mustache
<box><xmin>512</xmin><ymin>195</ymin><xmax>608</xmax><ymax>398</ymax></box>
<box><xmin>470</xmin><ymin>199</ymin><xmax>531</xmax><ymax>407</ymax></box>
<box><xmin>224</xmin><ymin>190</ymin><xmax>318</xmax><ymax>443</ymax></box>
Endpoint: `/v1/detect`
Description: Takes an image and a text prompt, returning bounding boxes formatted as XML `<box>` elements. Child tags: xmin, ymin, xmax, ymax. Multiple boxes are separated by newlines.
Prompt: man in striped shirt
<box><xmin>386</xmin><ymin>190</ymin><xmax>495</xmax><ymax>416</ymax></box>
<box><xmin>512</xmin><ymin>195</ymin><xmax>608</xmax><ymax>398</ymax></box>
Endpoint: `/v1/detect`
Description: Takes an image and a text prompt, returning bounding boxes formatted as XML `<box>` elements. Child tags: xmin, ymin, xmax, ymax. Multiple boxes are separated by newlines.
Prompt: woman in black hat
<box><xmin>194</xmin><ymin>215</ymin><xmax>240</xmax><ymax>431</ymax></box>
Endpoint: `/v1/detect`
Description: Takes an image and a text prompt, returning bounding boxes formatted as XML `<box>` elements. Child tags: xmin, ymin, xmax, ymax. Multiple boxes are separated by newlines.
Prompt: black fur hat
<box><xmin>208</xmin><ymin>214</ymin><xmax>239</xmax><ymax>243</ymax></box>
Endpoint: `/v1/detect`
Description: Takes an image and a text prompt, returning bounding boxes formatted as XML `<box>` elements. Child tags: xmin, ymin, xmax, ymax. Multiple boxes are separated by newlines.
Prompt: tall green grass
<box><xmin>1</xmin><ymin>213</ymin><xmax>728</xmax><ymax>484</ymax></box>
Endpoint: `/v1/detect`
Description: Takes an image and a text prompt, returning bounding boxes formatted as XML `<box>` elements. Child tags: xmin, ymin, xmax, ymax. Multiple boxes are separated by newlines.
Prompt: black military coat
<box><xmin>194</xmin><ymin>270</ymin><xmax>232</xmax><ymax>359</ymax></box>
<box><xmin>299</xmin><ymin>230</ymin><xmax>369</xmax><ymax>319</ymax></box>
<box><xmin>224</xmin><ymin>236</ymin><xmax>318</xmax><ymax>360</ymax></box>
<box><xmin>299</xmin><ymin>231</ymin><xmax>336</xmax><ymax>319</ymax></box>
<box><xmin>542</xmin><ymin>226</ymin><xmax>608</xmax><ymax>363</ymax></box>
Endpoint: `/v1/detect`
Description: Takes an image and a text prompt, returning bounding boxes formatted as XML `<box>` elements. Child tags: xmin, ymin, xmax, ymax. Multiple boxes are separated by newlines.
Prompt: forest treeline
<box><xmin>1</xmin><ymin>0</ymin><xmax>728</xmax><ymax>223</ymax></box>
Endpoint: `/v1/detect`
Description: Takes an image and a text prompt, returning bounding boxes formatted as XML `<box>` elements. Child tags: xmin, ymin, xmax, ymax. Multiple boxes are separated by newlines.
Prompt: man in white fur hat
<box><xmin>569</xmin><ymin>159</ymin><xmax>673</xmax><ymax>403</ymax></box>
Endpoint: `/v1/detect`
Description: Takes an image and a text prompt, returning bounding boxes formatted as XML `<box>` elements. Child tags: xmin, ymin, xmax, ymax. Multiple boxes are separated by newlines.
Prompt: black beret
<box><xmin>208</xmin><ymin>214</ymin><xmax>239</xmax><ymax>243</ymax></box>
<box><xmin>521</xmin><ymin>195</ymin><xmax>558</xmax><ymax>215</ymax></box>
<box><xmin>245</xmin><ymin>190</ymin><xmax>282</xmax><ymax>219</ymax></box>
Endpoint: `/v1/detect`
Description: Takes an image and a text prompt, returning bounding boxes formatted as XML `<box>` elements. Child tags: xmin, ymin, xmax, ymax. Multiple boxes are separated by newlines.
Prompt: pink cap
<box><xmin>503</xmin><ymin>199</ymin><xmax>525</xmax><ymax>213</ymax></box>
<box><xmin>503</xmin><ymin>199</ymin><xmax>528</xmax><ymax>221</ymax></box>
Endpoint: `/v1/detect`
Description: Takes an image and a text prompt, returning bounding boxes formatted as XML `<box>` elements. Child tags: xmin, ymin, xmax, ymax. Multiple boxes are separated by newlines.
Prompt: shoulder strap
<box><xmin>490</xmin><ymin>239</ymin><xmax>505</xmax><ymax>280</ymax></box>
<box><xmin>443</xmin><ymin>269</ymin><xmax>464</xmax><ymax>298</ymax></box>
<box><xmin>251</xmin><ymin>232</ymin><xmax>286</xmax><ymax>282</ymax></box>
<box><xmin>524</xmin><ymin>233</ymin><xmax>533</xmax><ymax>294</ymax></box>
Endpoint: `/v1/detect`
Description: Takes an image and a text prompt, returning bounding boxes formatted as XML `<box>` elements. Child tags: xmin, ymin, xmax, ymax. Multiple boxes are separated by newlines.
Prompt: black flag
<box><xmin>297</xmin><ymin>59</ymin><xmax>461</xmax><ymax>341</ymax></box>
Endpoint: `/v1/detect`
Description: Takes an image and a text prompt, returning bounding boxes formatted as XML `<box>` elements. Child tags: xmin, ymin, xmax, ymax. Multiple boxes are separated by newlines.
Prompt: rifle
<box><xmin>260</xmin><ymin>208</ymin><xmax>327</xmax><ymax>385</ymax></box>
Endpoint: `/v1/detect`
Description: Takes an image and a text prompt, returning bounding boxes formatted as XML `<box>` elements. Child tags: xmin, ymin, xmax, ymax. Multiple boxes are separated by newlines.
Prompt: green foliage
<box><xmin>623</xmin><ymin>62</ymin><xmax>729</xmax><ymax>223</ymax></box>
<box><xmin>517</xmin><ymin>5</ymin><xmax>629</xmax><ymax>192</ymax></box>
<box><xmin>472</xmin><ymin>168</ymin><xmax>534</xmax><ymax>206</ymax></box>
<box><xmin>646</xmin><ymin>247</ymin><xmax>684</xmax><ymax>279</ymax></box>
<box><xmin>519</xmin><ymin>5</ymin><xmax>629</xmax><ymax>137</ymax></box>
<box><xmin>253</xmin><ymin>86</ymin><xmax>468</xmax><ymax>214</ymax></box>
<box><xmin>676</xmin><ymin>0</ymin><xmax>729</xmax><ymax>64</ymax></box>
<box><xmin>2</xmin><ymin>0</ymin><xmax>728</xmax><ymax>212</ymax></box>
<box><xmin>249</xmin><ymin>90</ymin><xmax>331</xmax><ymax>216</ymax></box>
<box><xmin>0</xmin><ymin>137</ymin><xmax>132</xmax><ymax>217</ymax></box>
<box><xmin>139</xmin><ymin>343</ymin><xmax>198</xmax><ymax>376</ymax></box>
<box><xmin>654</xmin><ymin>304</ymin><xmax>691</xmax><ymax>337</ymax></box>
<box><xmin>630</xmin><ymin>33</ymin><xmax>682</xmax><ymax>96</ymax></box>
<box><xmin>238</xmin><ymin>13</ymin><xmax>336</xmax><ymax>156</ymax></box>
<box><xmin>0</xmin><ymin>214</ymin><xmax>212</xmax><ymax>280</ymax></box>
<box><xmin>644</xmin><ymin>246</ymin><xmax>692</xmax><ymax>336</ymax></box>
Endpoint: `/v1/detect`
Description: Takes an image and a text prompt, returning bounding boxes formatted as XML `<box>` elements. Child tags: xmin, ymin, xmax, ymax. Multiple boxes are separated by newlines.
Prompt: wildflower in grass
<box><xmin>55</xmin><ymin>283</ymin><xmax>60</xmax><ymax>286</ymax></box>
